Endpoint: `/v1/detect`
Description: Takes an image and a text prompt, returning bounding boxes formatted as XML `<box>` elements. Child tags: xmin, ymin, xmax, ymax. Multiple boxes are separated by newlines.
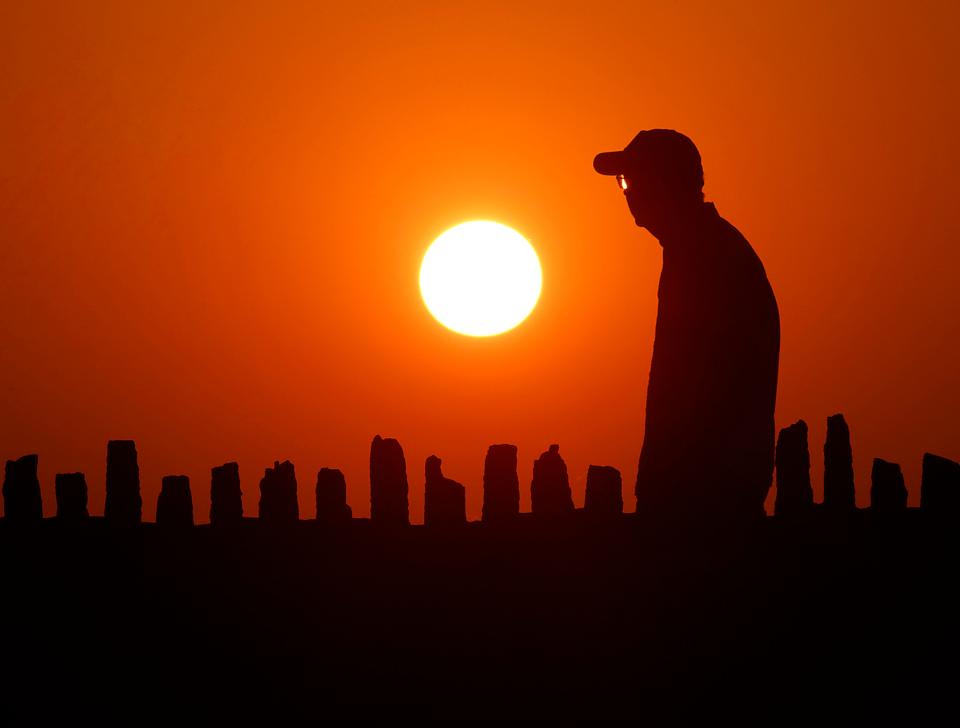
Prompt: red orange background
<box><xmin>2</xmin><ymin>2</ymin><xmax>958</xmax><ymax>521</ymax></box>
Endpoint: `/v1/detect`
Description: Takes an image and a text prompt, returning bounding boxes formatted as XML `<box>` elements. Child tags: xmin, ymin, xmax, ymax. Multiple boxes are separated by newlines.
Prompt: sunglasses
<box><xmin>616</xmin><ymin>174</ymin><xmax>629</xmax><ymax>191</ymax></box>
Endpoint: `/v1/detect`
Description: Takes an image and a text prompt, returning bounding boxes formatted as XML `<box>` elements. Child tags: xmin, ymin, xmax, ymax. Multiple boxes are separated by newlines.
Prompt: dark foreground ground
<box><xmin>2</xmin><ymin>510</ymin><xmax>957</xmax><ymax>723</ymax></box>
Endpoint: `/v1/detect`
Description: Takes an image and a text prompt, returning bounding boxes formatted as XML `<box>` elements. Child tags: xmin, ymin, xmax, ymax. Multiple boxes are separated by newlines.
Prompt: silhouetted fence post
<box><xmin>775</xmin><ymin>420</ymin><xmax>813</xmax><ymax>517</ymax></box>
<box><xmin>824</xmin><ymin>414</ymin><xmax>856</xmax><ymax>512</ymax></box>
<box><xmin>424</xmin><ymin>455</ymin><xmax>466</xmax><ymax>526</ymax></box>
<box><xmin>2</xmin><ymin>454</ymin><xmax>42</xmax><ymax>522</ymax></box>
<box><xmin>105</xmin><ymin>440</ymin><xmax>141</xmax><ymax>526</ymax></box>
<box><xmin>482</xmin><ymin>444</ymin><xmax>519</xmax><ymax>522</ymax></box>
<box><xmin>259</xmin><ymin>460</ymin><xmax>299</xmax><ymax>523</ymax></box>
<box><xmin>211</xmin><ymin>462</ymin><xmax>243</xmax><ymax>525</ymax></box>
<box><xmin>920</xmin><ymin>453</ymin><xmax>960</xmax><ymax>514</ymax></box>
<box><xmin>316</xmin><ymin>467</ymin><xmax>352</xmax><ymax>524</ymax></box>
<box><xmin>870</xmin><ymin>458</ymin><xmax>907</xmax><ymax>512</ymax></box>
<box><xmin>584</xmin><ymin>465</ymin><xmax>623</xmax><ymax>516</ymax></box>
<box><xmin>531</xmin><ymin>444</ymin><xmax>574</xmax><ymax>517</ymax></box>
<box><xmin>157</xmin><ymin>475</ymin><xmax>194</xmax><ymax>527</ymax></box>
<box><xmin>55</xmin><ymin>472</ymin><xmax>88</xmax><ymax>520</ymax></box>
<box><xmin>370</xmin><ymin>435</ymin><xmax>409</xmax><ymax>526</ymax></box>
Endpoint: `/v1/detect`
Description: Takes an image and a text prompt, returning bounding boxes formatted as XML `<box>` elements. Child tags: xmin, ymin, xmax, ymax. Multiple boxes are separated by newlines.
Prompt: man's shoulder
<box><xmin>704</xmin><ymin>204</ymin><xmax>779</xmax><ymax>314</ymax></box>
<box><xmin>705</xmin><ymin>205</ymin><xmax>768</xmax><ymax>274</ymax></box>
<box><xmin>704</xmin><ymin>203</ymin><xmax>751</xmax><ymax>247</ymax></box>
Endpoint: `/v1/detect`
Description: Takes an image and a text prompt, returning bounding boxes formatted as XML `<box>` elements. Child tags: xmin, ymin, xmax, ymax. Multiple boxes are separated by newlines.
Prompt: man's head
<box><xmin>594</xmin><ymin>129</ymin><xmax>704</xmax><ymax>234</ymax></box>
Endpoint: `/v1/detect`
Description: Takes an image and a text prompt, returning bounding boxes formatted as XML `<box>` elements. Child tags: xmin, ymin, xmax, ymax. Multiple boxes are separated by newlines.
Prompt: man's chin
<box><xmin>629</xmin><ymin>210</ymin><xmax>649</xmax><ymax>228</ymax></box>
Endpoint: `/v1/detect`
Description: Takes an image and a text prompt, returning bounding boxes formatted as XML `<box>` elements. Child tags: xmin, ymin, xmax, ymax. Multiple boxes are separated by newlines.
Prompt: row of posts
<box><xmin>774</xmin><ymin>413</ymin><xmax>960</xmax><ymax>516</ymax></box>
<box><xmin>4</xmin><ymin>412</ymin><xmax>958</xmax><ymax>525</ymax></box>
<box><xmin>1</xmin><ymin>437</ymin><xmax>621</xmax><ymax>526</ymax></box>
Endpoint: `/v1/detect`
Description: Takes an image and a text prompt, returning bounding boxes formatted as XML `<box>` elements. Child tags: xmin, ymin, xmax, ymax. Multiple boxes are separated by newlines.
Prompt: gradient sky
<box><xmin>2</xmin><ymin>1</ymin><xmax>958</xmax><ymax>521</ymax></box>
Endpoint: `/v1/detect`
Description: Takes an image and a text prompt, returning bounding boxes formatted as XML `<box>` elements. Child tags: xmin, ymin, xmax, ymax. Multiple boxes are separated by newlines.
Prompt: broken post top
<box><xmin>585</xmin><ymin>465</ymin><xmax>623</xmax><ymax>515</ymax></box>
<box><xmin>921</xmin><ymin>452</ymin><xmax>960</xmax><ymax>512</ymax></box>
<box><xmin>824</xmin><ymin>413</ymin><xmax>855</xmax><ymax>511</ymax></box>
<box><xmin>531</xmin><ymin>444</ymin><xmax>574</xmax><ymax>516</ymax></box>
<box><xmin>3</xmin><ymin>454</ymin><xmax>43</xmax><ymax>522</ymax></box>
<box><xmin>316</xmin><ymin>467</ymin><xmax>352</xmax><ymax>523</ymax></box>
<box><xmin>211</xmin><ymin>461</ymin><xmax>243</xmax><ymax>525</ymax></box>
<box><xmin>424</xmin><ymin>455</ymin><xmax>466</xmax><ymax>526</ymax></box>
<box><xmin>482</xmin><ymin>443</ymin><xmax>520</xmax><ymax>522</ymax></box>
<box><xmin>55</xmin><ymin>472</ymin><xmax>88</xmax><ymax>520</ymax></box>
<box><xmin>157</xmin><ymin>475</ymin><xmax>194</xmax><ymax>527</ymax></box>
<box><xmin>370</xmin><ymin>435</ymin><xmax>409</xmax><ymax>526</ymax></box>
<box><xmin>775</xmin><ymin>419</ymin><xmax>813</xmax><ymax>517</ymax></box>
<box><xmin>259</xmin><ymin>459</ymin><xmax>299</xmax><ymax>522</ymax></box>
<box><xmin>425</xmin><ymin>455</ymin><xmax>443</xmax><ymax>480</ymax></box>
<box><xmin>105</xmin><ymin>439</ymin><xmax>141</xmax><ymax>525</ymax></box>
<box><xmin>871</xmin><ymin>458</ymin><xmax>907</xmax><ymax>512</ymax></box>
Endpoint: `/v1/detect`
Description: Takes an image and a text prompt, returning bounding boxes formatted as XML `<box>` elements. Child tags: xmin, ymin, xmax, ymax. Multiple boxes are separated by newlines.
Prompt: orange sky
<box><xmin>2</xmin><ymin>1</ymin><xmax>958</xmax><ymax>521</ymax></box>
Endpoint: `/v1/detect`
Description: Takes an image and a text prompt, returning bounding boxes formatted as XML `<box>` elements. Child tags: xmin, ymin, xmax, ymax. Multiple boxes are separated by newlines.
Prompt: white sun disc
<box><xmin>419</xmin><ymin>221</ymin><xmax>543</xmax><ymax>337</ymax></box>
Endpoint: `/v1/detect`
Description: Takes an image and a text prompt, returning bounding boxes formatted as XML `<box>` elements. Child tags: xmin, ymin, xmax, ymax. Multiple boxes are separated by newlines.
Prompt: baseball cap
<box><xmin>593</xmin><ymin>128</ymin><xmax>704</xmax><ymax>192</ymax></box>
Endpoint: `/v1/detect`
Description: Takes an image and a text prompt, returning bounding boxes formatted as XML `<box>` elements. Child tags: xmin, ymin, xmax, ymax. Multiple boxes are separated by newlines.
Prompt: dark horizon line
<box><xmin>4</xmin><ymin>411</ymin><xmax>959</xmax><ymax>526</ymax></box>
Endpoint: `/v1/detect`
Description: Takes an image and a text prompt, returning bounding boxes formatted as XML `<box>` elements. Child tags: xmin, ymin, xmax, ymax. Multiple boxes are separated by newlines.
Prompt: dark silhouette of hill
<box><xmin>1</xmin><ymin>510</ymin><xmax>956</xmax><ymax>722</ymax></box>
<box><xmin>1</xmin><ymin>425</ymin><xmax>958</xmax><ymax>721</ymax></box>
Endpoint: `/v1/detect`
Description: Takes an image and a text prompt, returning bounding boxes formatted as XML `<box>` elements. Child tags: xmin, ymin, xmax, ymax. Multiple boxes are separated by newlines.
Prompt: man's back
<box><xmin>635</xmin><ymin>202</ymin><xmax>780</xmax><ymax>522</ymax></box>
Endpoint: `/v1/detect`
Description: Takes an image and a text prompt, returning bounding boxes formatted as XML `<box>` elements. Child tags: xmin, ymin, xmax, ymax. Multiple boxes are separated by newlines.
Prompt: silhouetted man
<box><xmin>594</xmin><ymin>129</ymin><xmax>780</xmax><ymax>525</ymax></box>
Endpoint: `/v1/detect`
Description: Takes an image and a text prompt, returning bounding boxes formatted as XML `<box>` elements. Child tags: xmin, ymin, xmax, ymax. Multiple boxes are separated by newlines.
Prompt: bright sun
<box><xmin>419</xmin><ymin>221</ymin><xmax>543</xmax><ymax>337</ymax></box>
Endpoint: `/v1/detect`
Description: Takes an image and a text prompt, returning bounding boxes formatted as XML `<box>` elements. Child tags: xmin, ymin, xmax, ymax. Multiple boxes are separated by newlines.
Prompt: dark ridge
<box><xmin>1</xmin><ymin>508</ymin><xmax>954</xmax><ymax>722</ymax></box>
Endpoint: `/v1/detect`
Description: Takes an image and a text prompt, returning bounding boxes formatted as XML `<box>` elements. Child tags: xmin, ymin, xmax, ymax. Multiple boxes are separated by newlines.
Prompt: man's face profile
<box><xmin>617</xmin><ymin>168</ymin><xmax>664</xmax><ymax>230</ymax></box>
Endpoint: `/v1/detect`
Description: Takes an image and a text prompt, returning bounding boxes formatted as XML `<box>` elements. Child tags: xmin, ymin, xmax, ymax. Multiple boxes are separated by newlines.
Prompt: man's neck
<box><xmin>649</xmin><ymin>201</ymin><xmax>715</xmax><ymax>249</ymax></box>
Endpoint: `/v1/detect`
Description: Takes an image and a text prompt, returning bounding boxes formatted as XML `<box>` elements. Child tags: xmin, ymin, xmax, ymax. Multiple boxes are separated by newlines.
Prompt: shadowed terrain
<box><xmin>4</xmin><ymin>431</ymin><xmax>958</xmax><ymax>721</ymax></box>
<box><xmin>2</xmin><ymin>510</ymin><xmax>956</xmax><ymax>722</ymax></box>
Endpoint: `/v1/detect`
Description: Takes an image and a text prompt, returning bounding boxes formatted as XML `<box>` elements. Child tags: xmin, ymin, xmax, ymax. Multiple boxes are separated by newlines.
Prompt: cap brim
<box><xmin>593</xmin><ymin>150</ymin><xmax>627</xmax><ymax>175</ymax></box>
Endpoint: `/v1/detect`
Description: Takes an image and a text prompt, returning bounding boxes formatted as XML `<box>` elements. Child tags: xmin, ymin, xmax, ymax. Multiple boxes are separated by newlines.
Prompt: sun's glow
<box><xmin>419</xmin><ymin>221</ymin><xmax>543</xmax><ymax>337</ymax></box>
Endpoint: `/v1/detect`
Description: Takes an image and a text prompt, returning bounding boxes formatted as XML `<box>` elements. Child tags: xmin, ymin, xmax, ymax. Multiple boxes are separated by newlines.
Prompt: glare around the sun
<box><xmin>419</xmin><ymin>221</ymin><xmax>542</xmax><ymax>337</ymax></box>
